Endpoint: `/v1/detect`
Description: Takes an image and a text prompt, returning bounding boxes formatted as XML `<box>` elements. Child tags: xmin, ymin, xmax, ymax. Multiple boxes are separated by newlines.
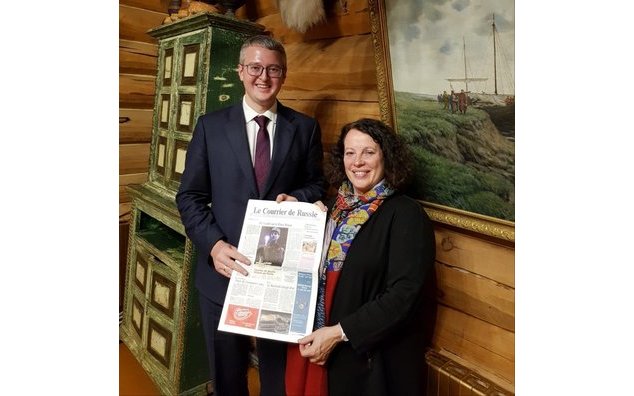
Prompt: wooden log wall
<box><xmin>119</xmin><ymin>0</ymin><xmax>515</xmax><ymax>392</ymax></box>
<box><xmin>432</xmin><ymin>226</ymin><xmax>515</xmax><ymax>392</ymax></box>
<box><xmin>119</xmin><ymin>0</ymin><xmax>167</xmax><ymax>222</ymax></box>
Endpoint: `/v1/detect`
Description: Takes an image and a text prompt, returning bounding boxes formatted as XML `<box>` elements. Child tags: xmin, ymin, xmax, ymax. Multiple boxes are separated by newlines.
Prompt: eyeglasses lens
<box><xmin>245</xmin><ymin>64</ymin><xmax>283</xmax><ymax>78</ymax></box>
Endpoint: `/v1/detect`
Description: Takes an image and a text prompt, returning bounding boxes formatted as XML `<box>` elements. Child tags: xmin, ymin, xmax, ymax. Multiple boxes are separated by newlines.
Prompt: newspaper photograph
<box><xmin>218</xmin><ymin>199</ymin><xmax>327</xmax><ymax>343</ymax></box>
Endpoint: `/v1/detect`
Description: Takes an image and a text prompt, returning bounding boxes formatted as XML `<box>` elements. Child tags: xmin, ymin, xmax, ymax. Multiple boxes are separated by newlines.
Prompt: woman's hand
<box><xmin>297</xmin><ymin>324</ymin><xmax>343</xmax><ymax>365</ymax></box>
<box><xmin>275</xmin><ymin>193</ymin><xmax>298</xmax><ymax>202</ymax></box>
<box><xmin>313</xmin><ymin>200</ymin><xmax>328</xmax><ymax>212</ymax></box>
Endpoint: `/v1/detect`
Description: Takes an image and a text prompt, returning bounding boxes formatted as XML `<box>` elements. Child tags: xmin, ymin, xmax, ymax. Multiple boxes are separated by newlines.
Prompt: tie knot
<box><xmin>254</xmin><ymin>115</ymin><xmax>268</xmax><ymax>129</ymax></box>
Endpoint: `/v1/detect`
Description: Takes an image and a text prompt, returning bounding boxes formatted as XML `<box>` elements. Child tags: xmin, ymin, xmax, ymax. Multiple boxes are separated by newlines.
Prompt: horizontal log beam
<box><xmin>120</xmin><ymin>0</ymin><xmax>170</xmax><ymax>14</ymax></box>
<box><xmin>120</xmin><ymin>203</ymin><xmax>133</xmax><ymax>222</ymax></box>
<box><xmin>280</xmin><ymin>35</ymin><xmax>378</xmax><ymax>102</ymax></box>
<box><xmin>120</xmin><ymin>108</ymin><xmax>153</xmax><ymax>144</ymax></box>
<box><xmin>432</xmin><ymin>304</ymin><xmax>514</xmax><ymax>388</ymax></box>
<box><xmin>120</xmin><ymin>39</ymin><xmax>158</xmax><ymax>75</ymax></box>
<box><xmin>120</xmin><ymin>74</ymin><xmax>156</xmax><ymax>109</ymax></box>
<box><xmin>120</xmin><ymin>143</ymin><xmax>150</xmax><ymax>174</ymax></box>
<box><xmin>120</xmin><ymin>4</ymin><xmax>165</xmax><ymax>44</ymax></box>
<box><xmin>284</xmin><ymin>100</ymin><xmax>380</xmax><ymax>150</ymax></box>
<box><xmin>434</xmin><ymin>225</ymin><xmax>515</xmax><ymax>287</ymax></box>
<box><xmin>435</xmin><ymin>262</ymin><xmax>514</xmax><ymax>331</ymax></box>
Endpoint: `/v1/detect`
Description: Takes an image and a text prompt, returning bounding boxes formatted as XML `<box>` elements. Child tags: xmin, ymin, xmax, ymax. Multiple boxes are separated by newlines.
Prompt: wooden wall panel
<box><xmin>280</xmin><ymin>35</ymin><xmax>378</xmax><ymax>102</ymax></box>
<box><xmin>120</xmin><ymin>173</ymin><xmax>149</xmax><ymax>203</ymax></box>
<box><xmin>119</xmin><ymin>4</ymin><xmax>165</xmax><ymax>44</ymax></box>
<box><xmin>120</xmin><ymin>109</ymin><xmax>153</xmax><ymax>144</ymax></box>
<box><xmin>119</xmin><ymin>74</ymin><xmax>156</xmax><ymax>109</ymax></box>
<box><xmin>241</xmin><ymin>0</ymin><xmax>279</xmax><ymax>18</ymax></box>
<box><xmin>120</xmin><ymin>203</ymin><xmax>133</xmax><ymax>222</ymax></box>
<box><xmin>434</xmin><ymin>226</ymin><xmax>515</xmax><ymax>287</ymax></box>
<box><xmin>120</xmin><ymin>186</ymin><xmax>131</xmax><ymax>204</ymax></box>
<box><xmin>120</xmin><ymin>39</ymin><xmax>158</xmax><ymax>75</ymax></box>
<box><xmin>287</xmin><ymin>100</ymin><xmax>380</xmax><ymax>149</ymax></box>
<box><xmin>435</xmin><ymin>262</ymin><xmax>514</xmax><ymax>332</ymax></box>
<box><xmin>432</xmin><ymin>304</ymin><xmax>514</xmax><ymax>390</ymax></box>
<box><xmin>120</xmin><ymin>144</ymin><xmax>150</xmax><ymax>175</ymax></box>
<box><xmin>431</xmin><ymin>225</ymin><xmax>515</xmax><ymax>390</ymax></box>
<box><xmin>120</xmin><ymin>0</ymin><xmax>170</xmax><ymax>14</ymax></box>
<box><xmin>120</xmin><ymin>173</ymin><xmax>148</xmax><ymax>188</ymax></box>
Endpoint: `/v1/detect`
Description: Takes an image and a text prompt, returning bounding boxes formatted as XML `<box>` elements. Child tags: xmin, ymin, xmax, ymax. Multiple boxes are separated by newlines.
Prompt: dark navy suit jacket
<box><xmin>176</xmin><ymin>101</ymin><xmax>325</xmax><ymax>304</ymax></box>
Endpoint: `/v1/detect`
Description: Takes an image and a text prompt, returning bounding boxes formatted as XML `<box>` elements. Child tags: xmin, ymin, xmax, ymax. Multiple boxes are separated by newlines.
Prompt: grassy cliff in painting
<box><xmin>396</xmin><ymin>92</ymin><xmax>514</xmax><ymax>221</ymax></box>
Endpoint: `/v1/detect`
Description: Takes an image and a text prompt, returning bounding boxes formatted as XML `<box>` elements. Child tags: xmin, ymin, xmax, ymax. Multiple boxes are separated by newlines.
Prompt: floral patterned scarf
<box><xmin>314</xmin><ymin>179</ymin><xmax>395</xmax><ymax>329</ymax></box>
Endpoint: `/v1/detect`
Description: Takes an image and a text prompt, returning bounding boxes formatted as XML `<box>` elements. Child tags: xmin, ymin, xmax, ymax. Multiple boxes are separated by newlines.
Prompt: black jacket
<box><xmin>327</xmin><ymin>194</ymin><xmax>436</xmax><ymax>396</ymax></box>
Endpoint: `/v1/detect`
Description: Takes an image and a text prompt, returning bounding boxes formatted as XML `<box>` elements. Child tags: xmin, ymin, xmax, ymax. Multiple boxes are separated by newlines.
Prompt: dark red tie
<box><xmin>254</xmin><ymin>115</ymin><xmax>270</xmax><ymax>194</ymax></box>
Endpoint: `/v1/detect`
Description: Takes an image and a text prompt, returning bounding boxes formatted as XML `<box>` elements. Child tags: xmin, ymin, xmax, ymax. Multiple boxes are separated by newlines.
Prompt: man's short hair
<box><xmin>239</xmin><ymin>35</ymin><xmax>287</xmax><ymax>69</ymax></box>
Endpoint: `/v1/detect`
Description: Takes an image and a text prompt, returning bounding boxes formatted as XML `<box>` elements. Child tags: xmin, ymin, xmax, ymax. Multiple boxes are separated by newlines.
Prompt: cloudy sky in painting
<box><xmin>387</xmin><ymin>0</ymin><xmax>515</xmax><ymax>95</ymax></box>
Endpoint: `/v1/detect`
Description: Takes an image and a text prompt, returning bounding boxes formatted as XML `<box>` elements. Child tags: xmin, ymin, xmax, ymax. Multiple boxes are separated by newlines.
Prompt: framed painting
<box><xmin>369</xmin><ymin>0</ymin><xmax>515</xmax><ymax>241</ymax></box>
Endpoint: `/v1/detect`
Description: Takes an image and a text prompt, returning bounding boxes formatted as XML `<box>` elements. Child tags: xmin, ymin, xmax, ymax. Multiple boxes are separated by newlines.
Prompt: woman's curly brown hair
<box><xmin>326</xmin><ymin>118</ymin><xmax>413</xmax><ymax>191</ymax></box>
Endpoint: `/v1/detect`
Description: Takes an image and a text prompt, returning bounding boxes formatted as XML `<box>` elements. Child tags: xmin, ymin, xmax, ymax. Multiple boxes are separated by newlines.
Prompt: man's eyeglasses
<box><xmin>241</xmin><ymin>63</ymin><xmax>285</xmax><ymax>78</ymax></box>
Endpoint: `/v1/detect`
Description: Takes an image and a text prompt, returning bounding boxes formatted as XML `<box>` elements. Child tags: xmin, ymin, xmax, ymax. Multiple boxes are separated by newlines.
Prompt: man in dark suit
<box><xmin>176</xmin><ymin>35</ymin><xmax>325</xmax><ymax>396</ymax></box>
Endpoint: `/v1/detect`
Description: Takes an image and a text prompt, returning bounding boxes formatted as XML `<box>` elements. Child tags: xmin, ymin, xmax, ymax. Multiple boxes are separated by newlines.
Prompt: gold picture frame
<box><xmin>369</xmin><ymin>0</ymin><xmax>515</xmax><ymax>242</ymax></box>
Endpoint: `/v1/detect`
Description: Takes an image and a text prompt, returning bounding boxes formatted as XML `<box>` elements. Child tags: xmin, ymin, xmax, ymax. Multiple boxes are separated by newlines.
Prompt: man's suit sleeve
<box><xmin>176</xmin><ymin>118</ymin><xmax>224</xmax><ymax>256</ymax></box>
<box><xmin>287</xmin><ymin>119</ymin><xmax>326</xmax><ymax>202</ymax></box>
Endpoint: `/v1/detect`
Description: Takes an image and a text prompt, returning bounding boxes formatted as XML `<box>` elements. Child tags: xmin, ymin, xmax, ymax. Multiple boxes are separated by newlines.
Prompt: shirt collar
<box><xmin>242</xmin><ymin>97</ymin><xmax>278</xmax><ymax>124</ymax></box>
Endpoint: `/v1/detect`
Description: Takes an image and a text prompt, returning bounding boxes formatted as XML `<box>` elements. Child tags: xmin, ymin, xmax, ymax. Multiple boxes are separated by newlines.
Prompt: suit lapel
<box><xmin>223</xmin><ymin>105</ymin><xmax>258</xmax><ymax>196</ymax></box>
<box><xmin>263</xmin><ymin>103</ymin><xmax>295</xmax><ymax>197</ymax></box>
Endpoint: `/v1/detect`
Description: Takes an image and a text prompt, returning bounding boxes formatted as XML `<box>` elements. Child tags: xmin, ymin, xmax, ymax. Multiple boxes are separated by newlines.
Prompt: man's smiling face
<box><xmin>238</xmin><ymin>45</ymin><xmax>286</xmax><ymax>113</ymax></box>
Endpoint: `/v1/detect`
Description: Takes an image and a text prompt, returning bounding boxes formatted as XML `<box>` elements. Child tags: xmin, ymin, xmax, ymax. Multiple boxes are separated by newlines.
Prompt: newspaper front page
<box><xmin>218</xmin><ymin>199</ymin><xmax>327</xmax><ymax>343</ymax></box>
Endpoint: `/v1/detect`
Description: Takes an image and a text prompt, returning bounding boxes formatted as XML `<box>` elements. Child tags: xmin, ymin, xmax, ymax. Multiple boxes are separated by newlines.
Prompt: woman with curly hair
<box><xmin>286</xmin><ymin>118</ymin><xmax>436</xmax><ymax>395</ymax></box>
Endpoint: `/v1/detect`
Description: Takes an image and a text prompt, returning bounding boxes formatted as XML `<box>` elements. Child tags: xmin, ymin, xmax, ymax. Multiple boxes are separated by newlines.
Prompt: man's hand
<box><xmin>297</xmin><ymin>324</ymin><xmax>343</xmax><ymax>365</ymax></box>
<box><xmin>210</xmin><ymin>240</ymin><xmax>251</xmax><ymax>278</ymax></box>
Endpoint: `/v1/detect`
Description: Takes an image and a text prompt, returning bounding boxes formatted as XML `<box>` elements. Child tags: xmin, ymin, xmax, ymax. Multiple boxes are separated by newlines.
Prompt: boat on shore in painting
<box><xmin>446</xmin><ymin>14</ymin><xmax>514</xmax><ymax>107</ymax></box>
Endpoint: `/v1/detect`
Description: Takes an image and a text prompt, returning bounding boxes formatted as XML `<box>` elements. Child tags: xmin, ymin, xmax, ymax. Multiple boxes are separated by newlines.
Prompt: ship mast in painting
<box><xmin>493</xmin><ymin>14</ymin><xmax>498</xmax><ymax>94</ymax></box>
<box><xmin>446</xmin><ymin>13</ymin><xmax>514</xmax><ymax>105</ymax></box>
<box><xmin>446</xmin><ymin>36</ymin><xmax>487</xmax><ymax>92</ymax></box>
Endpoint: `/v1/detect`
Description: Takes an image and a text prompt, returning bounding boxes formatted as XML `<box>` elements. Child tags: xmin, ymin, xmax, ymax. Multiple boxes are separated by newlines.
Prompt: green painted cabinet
<box><xmin>145</xmin><ymin>13</ymin><xmax>265</xmax><ymax>198</ymax></box>
<box><xmin>120</xmin><ymin>13</ymin><xmax>264</xmax><ymax>395</ymax></box>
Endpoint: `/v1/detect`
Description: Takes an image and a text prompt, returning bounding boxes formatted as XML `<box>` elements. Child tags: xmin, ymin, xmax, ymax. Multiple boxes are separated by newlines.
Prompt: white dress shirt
<box><xmin>242</xmin><ymin>97</ymin><xmax>278</xmax><ymax>163</ymax></box>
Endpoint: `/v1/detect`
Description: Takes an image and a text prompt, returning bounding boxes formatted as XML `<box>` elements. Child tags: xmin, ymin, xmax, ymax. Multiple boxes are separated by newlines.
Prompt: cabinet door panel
<box><xmin>150</xmin><ymin>270</ymin><xmax>177</xmax><ymax>319</ymax></box>
<box><xmin>133</xmin><ymin>247</ymin><xmax>150</xmax><ymax>293</ymax></box>
<box><xmin>163</xmin><ymin>47</ymin><xmax>174</xmax><ymax>86</ymax></box>
<box><xmin>180</xmin><ymin>43</ymin><xmax>201</xmax><ymax>86</ymax></box>
<box><xmin>131</xmin><ymin>296</ymin><xmax>145</xmax><ymax>338</ymax></box>
<box><xmin>147</xmin><ymin>318</ymin><xmax>173</xmax><ymax>369</ymax></box>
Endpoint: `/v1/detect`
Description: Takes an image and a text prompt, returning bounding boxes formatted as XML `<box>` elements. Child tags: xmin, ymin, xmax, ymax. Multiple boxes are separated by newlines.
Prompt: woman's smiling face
<box><xmin>343</xmin><ymin>129</ymin><xmax>385</xmax><ymax>195</ymax></box>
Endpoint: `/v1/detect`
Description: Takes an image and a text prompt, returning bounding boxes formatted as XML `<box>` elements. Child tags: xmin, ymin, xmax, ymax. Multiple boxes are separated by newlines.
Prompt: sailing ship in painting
<box><xmin>440</xmin><ymin>14</ymin><xmax>514</xmax><ymax>140</ymax></box>
<box><xmin>446</xmin><ymin>15</ymin><xmax>514</xmax><ymax>106</ymax></box>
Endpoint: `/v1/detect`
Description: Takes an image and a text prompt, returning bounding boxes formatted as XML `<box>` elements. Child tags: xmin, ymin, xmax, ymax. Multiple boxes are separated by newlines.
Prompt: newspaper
<box><xmin>218</xmin><ymin>199</ymin><xmax>327</xmax><ymax>343</ymax></box>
